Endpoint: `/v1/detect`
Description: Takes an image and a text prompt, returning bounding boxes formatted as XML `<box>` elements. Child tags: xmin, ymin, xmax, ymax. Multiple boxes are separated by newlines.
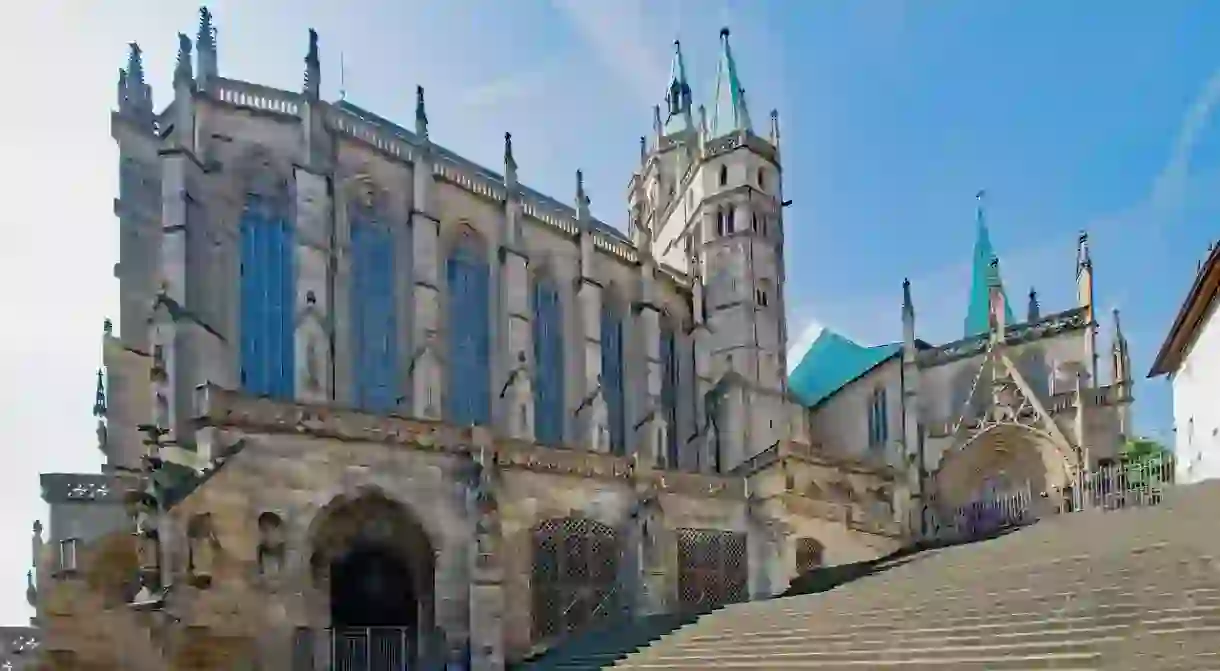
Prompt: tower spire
<box><xmin>173</xmin><ymin>33</ymin><xmax>194</xmax><ymax>87</ymax></box>
<box><xmin>710</xmin><ymin>27</ymin><xmax>752</xmax><ymax>138</ymax></box>
<box><xmin>964</xmin><ymin>190</ymin><xmax>1014</xmax><ymax>337</ymax></box>
<box><xmin>1027</xmin><ymin>286</ymin><xmax>1040</xmax><ymax>322</ymax></box>
<box><xmin>662</xmin><ymin>39</ymin><xmax>693</xmax><ymax>136</ymax></box>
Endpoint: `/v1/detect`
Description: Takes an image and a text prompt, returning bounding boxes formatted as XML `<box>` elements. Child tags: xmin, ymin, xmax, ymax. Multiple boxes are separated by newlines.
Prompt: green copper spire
<box><xmin>710</xmin><ymin>27</ymin><xmax>752</xmax><ymax>138</ymax></box>
<box><xmin>663</xmin><ymin>39</ymin><xmax>693</xmax><ymax>136</ymax></box>
<box><xmin>964</xmin><ymin>191</ymin><xmax>1014</xmax><ymax>337</ymax></box>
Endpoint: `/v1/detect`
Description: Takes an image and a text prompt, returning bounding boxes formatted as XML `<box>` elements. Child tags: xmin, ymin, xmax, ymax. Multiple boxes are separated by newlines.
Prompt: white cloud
<box><xmin>458</xmin><ymin>67</ymin><xmax>552</xmax><ymax>110</ymax></box>
<box><xmin>1150</xmin><ymin>66</ymin><xmax>1220</xmax><ymax>219</ymax></box>
<box><xmin>548</xmin><ymin>0</ymin><xmax>670</xmax><ymax>106</ymax></box>
<box><xmin>785</xmin><ymin>317</ymin><xmax>824</xmax><ymax>371</ymax></box>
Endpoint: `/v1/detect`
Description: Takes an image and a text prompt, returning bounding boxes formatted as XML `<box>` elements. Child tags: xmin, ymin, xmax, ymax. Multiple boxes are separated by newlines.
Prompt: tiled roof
<box><xmin>789</xmin><ymin>330</ymin><xmax>901</xmax><ymax>408</ymax></box>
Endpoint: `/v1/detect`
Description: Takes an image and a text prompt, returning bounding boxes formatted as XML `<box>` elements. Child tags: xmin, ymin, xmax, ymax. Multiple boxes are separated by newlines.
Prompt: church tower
<box><xmin>633</xmin><ymin>28</ymin><xmax>786</xmax><ymax>472</ymax></box>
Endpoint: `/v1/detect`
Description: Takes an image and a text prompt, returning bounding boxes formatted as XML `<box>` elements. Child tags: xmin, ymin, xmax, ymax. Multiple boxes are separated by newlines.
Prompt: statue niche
<box><xmin>256</xmin><ymin>512</ymin><xmax>286</xmax><ymax>580</ymax></box>
<box><xmin>186</xmin><ymin>513</ymin><xmax>217</xmax><ymax>588</ymax></box>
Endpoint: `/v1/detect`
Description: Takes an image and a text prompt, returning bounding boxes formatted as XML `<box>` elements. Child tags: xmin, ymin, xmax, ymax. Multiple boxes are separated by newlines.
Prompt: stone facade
<box><xmin>31</xmin><ymin>12</ymin><xmax>904</xmax><ymax>671</ymax></box>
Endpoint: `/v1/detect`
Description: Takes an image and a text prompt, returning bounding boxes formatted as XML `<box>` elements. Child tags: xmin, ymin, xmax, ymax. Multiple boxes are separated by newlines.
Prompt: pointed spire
<box><xmin>1111</xmin><ymin>307</ymin><xmax>1131</xmax><ymax>383</ymax></box>
<box><xmin>303</xmin><ymin>28</ymin><xmax>320</xmax><ymax>100</ymax></box>
<box><xmin>652</xmin><ymin>105</ymin><xmax>663</xmax><ymax>145</ymax></box>
<box><xmin>196</xmin><ymin>6</ymin><xmax>218</xmax><ymax>83</ymax></box>
<box><xmin>663</xmin><ymin>39</ymin><xmax>693</xmax><ymax>135</ymax></box>
<box><xmin>575</xmin><ymin>169</ymin><xmax>590</xmax><ymax>222</ymax></box>
<box><xmin>126</xmin><ymin>42</ymin><xmax>146</xmax><ymax>90</ymax></box>
<box><xmin>639</xmin><ymin>136</ymin><xmax>647</xmax><ymax>165</ymax></box>
<box><xmin>964</xmin><ymin>190</ymin><xmax>1014</xmax><ymax>337</ymax></box>
<box><xmin>902</xmin><ymin>277</ymin><xmax>914</xmax><ymax>316</ymax></box>
<box><xmin>92</xmin><ymin>369</ymin><xmax>107</xmax><ymax>418</ymax></box>
<box><xmin>117</xmin><ymin>68</ymin><xmax>128</xmax><ymax>108</ymax></box>
<box><xmin>503</xmin><ymin>132</ymin><xmax>517</xmax><ymax>187</ymax></box>
<box><xmin>173</xmin><ymin>33</ymin><xmax>194</xmax><ymax>87</ymax></box>
<box><xmin>415</xmin><ymin>85</ymin><xmax>429</xmax><ymax>138</ymax></box>
<box><xmin>710</xmin><ymin>27</ymin><xmax>752</xmax><ymax>138</ymax></box>
<box><xmin>1027</xmin><ymin>287</ymin><xmax>1040</xmax><ymax>322</ymax></box>
<box><xmin>769</xmin><ymin>109</ymin><xmax>781</xmax><ymax>148</ymax></box>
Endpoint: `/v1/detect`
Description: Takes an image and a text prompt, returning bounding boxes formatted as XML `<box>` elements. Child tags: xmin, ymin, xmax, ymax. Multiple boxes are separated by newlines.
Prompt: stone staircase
<box><xmin>517</xmin><ymin>613</ymin><xmax>703</xmax><ymax>671</ymax></box>
<box><xmin>608</xmin><ymin>481</ymin><xmax>1220</xmax><ymax>670</ymax></box>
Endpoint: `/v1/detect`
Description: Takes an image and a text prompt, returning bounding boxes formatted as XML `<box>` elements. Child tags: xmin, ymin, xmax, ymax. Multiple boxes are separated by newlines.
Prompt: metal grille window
<box><xmin>239</xmin><ymin>193</ymin><xmax>295</xmax><ymax>399</ymax></box>
<box><xmin>530</xmin><ymin>518</ymin><xmax>619</xmax><ymax>642</ymax></box>
<box><xmin>676</xmin><ymin>529</ymin><xmax>748</xmax><ymax>611</ymax></box>
<box><xmin>795</xmin><ymin>537</ymin><xmax>825</xmax><ymax>574</ymax></box>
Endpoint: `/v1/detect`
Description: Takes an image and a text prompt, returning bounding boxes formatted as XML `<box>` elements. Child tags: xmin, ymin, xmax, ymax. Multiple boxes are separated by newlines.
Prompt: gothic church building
<box><xmin>29</xmin><ymin>9</ymin><xmax>1131</xmax><ymax>671</ymax></box>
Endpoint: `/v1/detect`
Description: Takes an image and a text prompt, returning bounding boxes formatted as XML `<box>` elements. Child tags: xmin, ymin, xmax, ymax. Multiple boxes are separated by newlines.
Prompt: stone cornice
<box><xmin>736</xmin><ymin>440</ymin><xmax>900</xmax><ymax>481</ymax></box>
<box><xmin>192</xmin><ymin>385</ymin><xmax>746</xmax><ymax>499</ymax></box>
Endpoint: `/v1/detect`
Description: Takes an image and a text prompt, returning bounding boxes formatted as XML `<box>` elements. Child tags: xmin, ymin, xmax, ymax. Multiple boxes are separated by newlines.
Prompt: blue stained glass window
<box><xmin>532</xmin><ymin>276</ymin><xmax>565</xmax><ymax>446</ymax></box>
<box><xmin>601</xmin><ymin>301</ymin><xmax>626</xmax><ymax>455</ymax></box>
<box><xmin>446</xmin><ymin>240</ymin><xmax>491</xmax><ymax>426</ymax></box>
<box><xmin>239</xmin><ymin>194</ymin><xmax>295</xmax><ymax>400</ymax></box>
<box><xmin>661</xmin><ymin>321</ymin><xmax>679</xmax><ymax>468</ymax></box>
<box><xmin>351</xmin><ymin>216</ymin><xmax>398</xmax><ymax>413</ymax></box>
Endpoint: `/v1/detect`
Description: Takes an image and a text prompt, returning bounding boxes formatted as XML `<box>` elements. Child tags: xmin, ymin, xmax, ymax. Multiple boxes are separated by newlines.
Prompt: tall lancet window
<box><xmin>445</xmin><ymin>231</ymin><xmax>491</xmax><ymax>426</ymax></box>
<box><xmin>532</xmin><ymin>273</ymin><xmax>564</xmax><ymax>446</ymax></box>
<box><xmin>601</xmin><ymin>296</ymin><xmax>626</xmax><ymax>455</ymax></box>
<box><xmin>660</xmin><ymin>317</ymin><xmax>680</xmax><ymax>468</ymax></box>
<box><xmin>350</xmin><ymin>203</ymin><xmax>398</xmax><ymax>413</ymax></box>
<box><xmin>239</xmin><ymin>192</ymin><xmax>295</xmax><ymax>399</ymax></box>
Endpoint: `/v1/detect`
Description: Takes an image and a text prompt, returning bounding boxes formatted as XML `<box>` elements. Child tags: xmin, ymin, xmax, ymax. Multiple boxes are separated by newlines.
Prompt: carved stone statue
<box><xmin>256</xmin><ymin>512</ymin><xmax>286</xmax><ymax>579</ymax></box>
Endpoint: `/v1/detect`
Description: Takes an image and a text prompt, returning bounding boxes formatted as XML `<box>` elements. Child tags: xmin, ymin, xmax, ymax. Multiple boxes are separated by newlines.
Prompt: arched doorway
<box><xmin>310</xmin><ymin>491</ymin><xmax>436</xmax><ymax>669</ymax></box>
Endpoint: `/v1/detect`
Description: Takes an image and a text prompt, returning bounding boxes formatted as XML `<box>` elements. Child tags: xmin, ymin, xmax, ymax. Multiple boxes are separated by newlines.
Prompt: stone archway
<box><xmin>309</xmin><ymin>490</ymin><xmax>436</xmax><ymax>667</ymax></box>
<box><xmin>934</xmin><ymin>423</ymin><xmax>1070</xmax><ymax>519</ymax></box>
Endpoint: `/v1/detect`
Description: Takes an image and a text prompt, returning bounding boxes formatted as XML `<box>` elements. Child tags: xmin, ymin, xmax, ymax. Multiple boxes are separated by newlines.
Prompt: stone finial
<box><xmin>769</xmin><ymin>109</ymin><xmax>781</xmax><ymax>147</ymax></box>
<box><xmin>503</xmin><ymin>132</ymin><xmax>517</xmax><ymax>182</ymax></box>
<box><xmin>303</xmin><ymin>28</ymin><xmax>320</xmax><ymax>99</ymax></box>
<box><xmin>652</xmin><ymin>105</ymin><xmax>663</xmax><ymax>140</ymax></box>
<box><xmin>93</xmin><ymin>369</ymin><xmax>107</xmax><ymax>418</ymax></box>
<box><xmin>575</xmin><ymin>169</ymin><xmax>590</xmax><ymax>221</ymax></box>
<box><xmin>103</xmin><ymin>318</ymin><xmax>113</xmax><ymax>335</ymax></box>
<box><xmin>639</xmin><ymin>136</ymin><xmax>646</xmax><ymax>164</ymax></box>
<box><xmin>126</xmin><ymin>42</ymin><xmax>146</xmax><ymax>89</ymax></box>
<box><xmin>1028</xmin><ymin>286</ymin><xmax>1040</xmax><ymax>322</ymax></box>
<box><xmin>196</xmin><ymin>6</ymin><xmax>218</xmax><ymax>83</ymax></box>
<box><xmin>902</xmin><ymin>277</ymin><xmax>913</xmax><ymax>317</ymax></box>
<box><xmin>197</xmin><ymin>7</ymin><xmax>216</xmax><ymax>51</ymax></box>
<box><xmin>415</xmin><ymin>85</ymin><xmax>429</xmax><ymax>138</ymax></box>
<box><xmin>173</xmin><ymin>33</ymin><xmax>194</xmax><ymax>86</ymax></box>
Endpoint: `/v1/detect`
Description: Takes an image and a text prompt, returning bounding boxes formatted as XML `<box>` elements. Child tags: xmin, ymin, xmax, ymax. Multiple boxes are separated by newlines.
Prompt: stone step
<box><xmin>660</xmin><ymin>609</ymin><xmax>1220</xmax><ymax>652</ymax></box>
<box><xmin>700</xmin><ymin>589</ymin><xmax>1220</xmax><ymax>631</ymax></box>
<box><xmin>615</xmin><ymin>650</ymin><xmax>1103</xmax><ymax>669</ymax></box>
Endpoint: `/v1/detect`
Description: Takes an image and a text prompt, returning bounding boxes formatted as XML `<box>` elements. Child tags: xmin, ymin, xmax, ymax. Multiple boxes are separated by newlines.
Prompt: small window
<box><xmin>715</xmin><ymin>211</ymin><xmax>725</xmax><ymax>237</ymax></box>
<box><xmin>751</xmin><ymin>213</ymin><xmax>759</xmax><ymax>232</ymax></box>
<box><xmin>725</xmin><ymin>207</ymin><xmax>735</xmax><ymax>234</ymax></box>
<box><xmin>719</xmin><ymin>165</ymin><xmax>728</xmax><ymax>187</ymax></box>
<box><xmin>756</xmin><ymin>289</ymin><xmax>768</xmax><ymax>307</ymax></box>
<box><xmin>757</xmin><ymin>167</ymin><xmax>766</xmax><ymax>189</ymax></box>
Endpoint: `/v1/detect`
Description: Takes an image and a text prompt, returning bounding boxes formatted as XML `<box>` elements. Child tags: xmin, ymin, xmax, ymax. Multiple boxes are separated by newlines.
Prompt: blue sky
<box><xmin>1</xmin><ymin>0</ymin><xmax>1216</xmax><ymax>624</ymax></box>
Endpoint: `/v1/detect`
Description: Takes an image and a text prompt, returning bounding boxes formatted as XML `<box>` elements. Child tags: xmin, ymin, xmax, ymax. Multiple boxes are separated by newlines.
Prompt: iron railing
<box><xmin>935</xmin><ymin>455</ymin><xmax>1179</xmax><ymax>543</ymax></box>
<box><xmin>293</xmin><ymin>627</ymin><xmax>428</xmax><ymax>671</ymax></box>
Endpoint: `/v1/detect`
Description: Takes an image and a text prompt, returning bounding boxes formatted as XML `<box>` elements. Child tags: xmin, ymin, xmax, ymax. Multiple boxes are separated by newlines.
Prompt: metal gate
<box><xmin>530</xmin><ymin>517</ymin><xmax>619</xmax><ymax>642</ymax></box>
<box><xmin>676</xmin><ymin>529</ymin><xmax>748</xmax><ymax>612</ymax></box>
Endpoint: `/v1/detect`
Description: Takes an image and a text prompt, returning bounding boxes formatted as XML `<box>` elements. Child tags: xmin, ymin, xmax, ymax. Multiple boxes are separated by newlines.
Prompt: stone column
<box><xmin>576</xmin><ymin>229</ymin><xmax>608</xmax><ymax>452</ymax></box>
<box><xmin>631</xmin><ymin>490</ymin><xmax>669</xmax><ymax>615</ymax></box>
<box><xmin>410</xmin><ymin>144</ymin><xmax>444</xmax><ymax>420</ymax></box>
<box><xmin>499</xmin><ymin>165</ymin><xmax>534</xmax><ymax>441</ymax></box>
<box><xmin>467</xmin><ymin>455</ymin><xmax>505</xmax><ymax>671</ymax></box>
<box><xmin>746</xmin><ymin>505</ymin><xmax>790</xmax><ymax>600</ymax></box>
<box><xmin>636</xmin><ymin>257</ymin><xmax>666</xmax><ymax>468</ymax></box>
<box><xmin>293</xmin><ymin>166</ymin><xmax>334</xmax><ymax>404</ymax></box>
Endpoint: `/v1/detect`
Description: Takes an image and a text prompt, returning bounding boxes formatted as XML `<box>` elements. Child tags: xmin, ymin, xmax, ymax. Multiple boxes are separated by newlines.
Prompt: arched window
<box><xmin>531</xmin><ymin>517</ymin><xmax>618</xmax><ymax>641</ymax></box>
<box><xmin>724</xmin><ymin>207</ymin><xmax>735</xmax><ymax>234</ymax></box>
<box><xmin>660</xmin><ymin>318</ymin><xmax>679</xmax><ymax>468</ymax></box>
<box><xmin>239</xmin><ymin>193</ymin><xmax>295</xmax><ymax>399</ymax></box>
<box><xmin>718</xmin><ymin>164</ymin><xmax>728</xmax><ymax>187</ymax></box>
<box><xmin>350</xmin><ymin>208</ymin><xmax>398</xmax><ymax>412</ymax></box>
<box><xmin>532</xmin><ymin>275</ymin><xmax>564</xmax><ymax>446</ymax></box>
<box><xmin>715</xmin><ymin>210</ymin><xmax>725</xmax><ymax>237</ymax></box>
<box><xmin>601</xmin><ymin>298</ymin><xmax>626</xmax><ymax>455</ymax></box>
<box><xmin>445</xmin><ymin>234</ymin><xmax>491</xmax><ymax>426</ymax></box>
<box><xmin>867</xmin><ymin>387</ymin><xmax>888</xmax><ymax>450</ymax></box>
<box><xmin>757</xmin><ymin>167</ymin><xmax>766</xmax><ymax>190</ymax></box>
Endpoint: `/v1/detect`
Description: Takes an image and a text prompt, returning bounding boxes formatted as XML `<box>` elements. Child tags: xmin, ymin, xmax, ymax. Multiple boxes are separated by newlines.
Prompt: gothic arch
<box><xmin>232</xmin><ymin>144</ymin><xmax>291</xmax><ymax>203</ymax></box>
<box><xmin>305</xmin><ymin>486</ymin><xmax>438</xmax><ymax>635</ymax></box>
<box><xmin>440</xmin><ymin>219</ymin><xmax>489</xmax><ymax>260</ymax></box>
<box><xmin>933</xmin><ymin>422</ymin><xmax>1071</xmax><ymax>514</ymax></box>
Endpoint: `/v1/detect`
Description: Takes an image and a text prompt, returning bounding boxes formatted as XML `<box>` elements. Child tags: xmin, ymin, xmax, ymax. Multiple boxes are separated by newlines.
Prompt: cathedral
<box><xmin>27</xmin><ymin>8</ymin><xmax>1133</xmax><ymax>671</ymax></box>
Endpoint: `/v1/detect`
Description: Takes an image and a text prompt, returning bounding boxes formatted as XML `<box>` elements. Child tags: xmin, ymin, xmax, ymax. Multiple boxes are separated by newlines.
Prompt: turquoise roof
<box><xmin>963</xmin><ymin>197</ymin><xmax>1014</xmax><ymax>337</ymax></box>
<box><xmin>710</xmin><ymin>28</ymin><xmax>752</xmax><ymax>138</ymax></box>
<box><xmin>663</xmin><ymin>40</ymin><xmax>693</xmax><ymax>136</ymax></box>
<box><xmin>789</xmin><ymin>330</ymin><xmax>902</xmax><ymax>408</ymax></box>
